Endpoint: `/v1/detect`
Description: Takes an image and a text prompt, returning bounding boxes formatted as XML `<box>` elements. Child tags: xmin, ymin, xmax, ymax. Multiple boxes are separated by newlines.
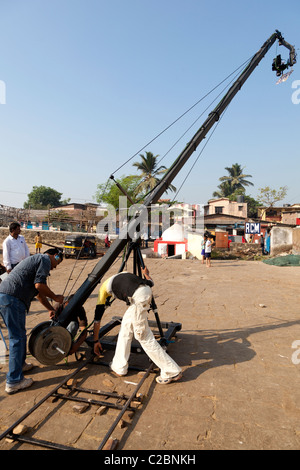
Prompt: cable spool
<box><xmin>28</xmin><ymin>322</ymin><xmax>72</xmax><ymax>365</ymax></box>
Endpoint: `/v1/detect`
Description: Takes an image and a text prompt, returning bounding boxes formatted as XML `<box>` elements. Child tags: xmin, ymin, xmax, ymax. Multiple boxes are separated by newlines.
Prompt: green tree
<box><xmin>95</xmin><ymin>175</ymin><xmax>142</xmax><ymax>209</ymax></box>
<box><xmin>218</xmin><ymin>163</ymin><xmax>254</xmax><ymax>193</ymax></box>
<box><xmin>257</xmin><ymin>186</ymin><xmax>288</xmax><ymax>207</ymax></box>
<box><xmin>212</xmin><ymin>181</ymin><xmax>233</xmax><ymax>198</ymax></box>
<box><xmin>132</xmin><ymin>151</ymin><xmax>176</xmax><ymax>197</ymax></box>
<box><xmin>24</xmin><ymin>186</ymin><xmax>70</xmax><ymax>209</ymax></box>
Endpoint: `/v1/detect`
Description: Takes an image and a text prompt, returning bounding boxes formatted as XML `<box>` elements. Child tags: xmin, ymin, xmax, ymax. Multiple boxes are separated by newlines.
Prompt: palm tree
<box><xmin>212</xmin><ymin>181</ymin><xmax>233</xmax><ymax>198</ymax></box>
<box><xmin>133</xmin><ymin>151</ymin><xmax>176</xmax><ymax>196</ymax></box>
<box><xmin>218</xmin><ymin>163</ymin><xmax>253</xmax><ymax>192</ymax></box>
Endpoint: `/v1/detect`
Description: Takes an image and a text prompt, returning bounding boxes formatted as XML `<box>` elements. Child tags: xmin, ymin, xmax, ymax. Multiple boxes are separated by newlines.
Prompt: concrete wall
<box><xmin>270</xmin><ymin>226</ymin><xmax>293</xmax><ymax>255</ymax></box>
<box><xmin>282</xmin><ymin>212</ymin><xmax>300</xmax><ymax>225</ymax></box>
<box><xmin>2</xmin><ymin>225</ymin><xmax>299</xmax><ymax>259</ymax></box>
<box><xmin>229</xmin><ymin>242</ymin><xmax>261</xmax><ymax>254</ymax></box>
<box><xmin>292</xmin><ymin>227</ymin><xmax>300</xmax><ymax>254</ymax></box>
<box><xmin>187</xmin><ymin>232</ymin><xmax>203</xmax><ymax>259</ymax></box>
<box><xmin>0</xmin><ymin>227</ymin><xmax>106</xmax><ymax>253</ymax></box>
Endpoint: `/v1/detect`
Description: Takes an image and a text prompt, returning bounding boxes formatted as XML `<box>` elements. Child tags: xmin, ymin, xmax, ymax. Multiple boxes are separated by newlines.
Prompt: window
<box><xmin>238</xmin><ymin>206</ymin><xmax>243</xmax><ymax>211</ymax></box>
<box><xmin>215</xmin><ymin>206</ymin><xmax>223</xmax><ymax>214</ymax></box>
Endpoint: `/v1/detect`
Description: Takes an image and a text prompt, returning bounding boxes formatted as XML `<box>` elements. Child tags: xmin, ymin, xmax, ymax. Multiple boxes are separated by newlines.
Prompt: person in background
<box><xmin>205</xmin><ymin>236</ymin><xmax>213</xmax><ymax>268</ymax></box>
<box><xmin>201</xmin><ymin>235</ymin><xmax>207</xmax><ymax>264</ymax></box>
<box><xmin>34</xmin><ymin>232</ymin><xmax>43</xmax><ymax>254</ymax></box>
<box><xmin>0</xmin><ymin>248</ymin><xmax>64</xmax><ymax>394</ymax></box>
<box><xmin>142</xmin><ymin>230</ymin><xmax>149</xmax><ymax>248</ymax></box>
<box><xmin>3</xmin><ymin>222</ymin><xmax>30</xmax><ymax>272</ymax></box>
<box><xmin>259</xmin><ymin>232</ymin><xmax>265</xmax><ymax>255</ymax></box>
<box><xmin>105</xmin><ymin>233</ymin><xmax>111</xmax><ymax>248</ymax></box>
<box><xmin>265</xmin><ymin>228</ymin><xmax>271</xmax><ymax>255</ymax></box>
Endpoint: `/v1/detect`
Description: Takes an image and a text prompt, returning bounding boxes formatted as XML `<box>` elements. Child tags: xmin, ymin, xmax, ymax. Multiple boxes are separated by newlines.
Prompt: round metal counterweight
<box><xmin>29</xmin><ymin>323</ymin><xmax>72</xmax><ymax>365</ymax></box>
<box><xmin>28</xmin><ymin>321</ymin><xmax>52</xmax><ymax>357</ymax></box>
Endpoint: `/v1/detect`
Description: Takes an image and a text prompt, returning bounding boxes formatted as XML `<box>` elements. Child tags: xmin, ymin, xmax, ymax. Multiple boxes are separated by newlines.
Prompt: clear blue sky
<box><xmin>0</xmin><ymin>0</ymin><xmax>299</xmax><ymax>209</ymax></box>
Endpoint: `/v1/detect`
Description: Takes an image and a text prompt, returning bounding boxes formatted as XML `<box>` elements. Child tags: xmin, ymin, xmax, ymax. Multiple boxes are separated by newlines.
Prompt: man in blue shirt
<box><xmin>0</xmin><ymin>248</ymin><xmax>64</xmax><ymax>394</ymax></box>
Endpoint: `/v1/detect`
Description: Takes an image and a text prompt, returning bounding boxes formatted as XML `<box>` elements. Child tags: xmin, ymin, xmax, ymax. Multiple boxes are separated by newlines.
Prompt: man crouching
<box><xmin>93</xmin><ymin>266</ymin><xmax>182</xmax><ymax>385</ymax></box>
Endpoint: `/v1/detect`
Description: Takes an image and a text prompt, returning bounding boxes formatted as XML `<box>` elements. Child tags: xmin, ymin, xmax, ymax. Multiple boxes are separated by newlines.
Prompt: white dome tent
<box><xmin>154</xmin><ymin>223</ymin><xmax>188</xmax><ymax>257</ymax></box>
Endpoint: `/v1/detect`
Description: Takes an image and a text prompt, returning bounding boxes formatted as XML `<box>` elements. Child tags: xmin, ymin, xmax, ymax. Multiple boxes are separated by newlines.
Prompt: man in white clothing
<box><xmin>93</xmin><ymin>267</ymin><xmax>182</xmax><ymax>385</ymax></box>
<box><xmin>3</xmin><ymin>222</ymin><xmax>30</xmax><ymax>273</ymax></box>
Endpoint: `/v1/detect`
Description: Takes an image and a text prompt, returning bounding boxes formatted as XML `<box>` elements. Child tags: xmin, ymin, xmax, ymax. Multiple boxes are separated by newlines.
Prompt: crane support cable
<box><xmin>119</xmin><ymin>58</ymin><xmax>254</xmax><ymax>206</ymax></box>
<box><xmin>111</xmin><ymin>56</ymin><xmax>254</xmax><ymax>176</ymax></box>
<box><xmin>49</xmin><ymin>30</ymin><xmax>296</xmax><ymax>332</ymax></box>
<box><xmin>171</xmin><ymin>110</ymin><xmax>225</xmax><ymax>202</ymax></box>
<box><xmin>135</xmin><ymin>67</ymin><xmax>243</xmax><ymax>204</ymax></box>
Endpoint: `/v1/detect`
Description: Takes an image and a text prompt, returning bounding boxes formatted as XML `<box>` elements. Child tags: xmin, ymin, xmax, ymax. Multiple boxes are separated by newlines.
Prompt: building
<box><xmin>205</xmin><ymin>197</ymin><xmax>247</xmax><ymax>218</ymax></box>
<box><xmin>1</xmin><ymin>203</ymin><xmax>101</xmax><ymax>232</ymax></box>
<box><xmin>258</xmin><ymin>204</ymin><xmax>300</xmax><ymax>226</ymax></box>
<box><xmin>203</xmin><ymin>197</ymin><xmax>248</xmax><ymax>240</ymax></box>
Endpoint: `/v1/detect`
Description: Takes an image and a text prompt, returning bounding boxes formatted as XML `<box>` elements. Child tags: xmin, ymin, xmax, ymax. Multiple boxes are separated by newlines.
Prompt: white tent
<box><xmin>161</xmin><ymin>223</ymin><xmax>185</xmax><ymax>242</ymax></box>
<box><xmin>154</xmin><ymin>223</ymin><xmax>187</xmax><ymax>257</ymax></box>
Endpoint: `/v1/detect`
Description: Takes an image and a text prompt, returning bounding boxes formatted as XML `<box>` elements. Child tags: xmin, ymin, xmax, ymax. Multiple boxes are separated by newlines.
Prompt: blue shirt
<box><xmin>0</xmin><ymin>254</ymin><xmax>51</xmax><ymax>310</ymax></box>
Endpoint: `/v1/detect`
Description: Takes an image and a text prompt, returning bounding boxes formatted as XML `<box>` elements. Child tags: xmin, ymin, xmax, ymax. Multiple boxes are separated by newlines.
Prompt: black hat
<box><xmin>44</xmin><ymin>248</ymin><xmax>64</xmax><ymax>260</ymax></box>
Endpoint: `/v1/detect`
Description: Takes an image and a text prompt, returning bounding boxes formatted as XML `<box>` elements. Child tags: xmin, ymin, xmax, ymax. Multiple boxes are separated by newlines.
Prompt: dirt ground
<box><xmin>0</xmin><ymin>243</ymin><xmax>300</xmax><ymax>451</ymax></box>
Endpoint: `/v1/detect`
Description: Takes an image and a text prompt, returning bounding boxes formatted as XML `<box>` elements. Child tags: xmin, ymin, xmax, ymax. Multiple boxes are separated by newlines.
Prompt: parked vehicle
<box><xmin>64</xmin><ymin>235</ymin><xmax>97</xmax><ymax>259</ymax></box>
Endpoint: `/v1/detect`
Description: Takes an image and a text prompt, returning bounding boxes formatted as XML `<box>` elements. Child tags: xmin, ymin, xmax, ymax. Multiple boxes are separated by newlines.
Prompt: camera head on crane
<box><xmin>272</xmin><ymin>30</ymin><xmax>297</xmax><ymax>78</ymax></box>
<box><xmin>272</xmin><ymin>55</ymin><xmax>289</xmax><ymax>76</ymax></box>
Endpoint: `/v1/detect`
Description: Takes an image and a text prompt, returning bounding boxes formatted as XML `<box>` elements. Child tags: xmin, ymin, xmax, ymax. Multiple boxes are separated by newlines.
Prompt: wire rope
<box><xmin>62</xmin><ymin>228</ymin><xmax>96</xmax><ymax>299</ymax></box>
<box><xmin>171</xmin><ymin>105</ymin><xmax>229</xmax><ymax>202</ymax></box>
<box><xmin>97</xmin><ymin>54</ymin><xmax>254</xmax><ymax>212</ymax></box>
<box><xmin>110</xmin><ymin>55</ymin><xmax>254</xmax><ymax>177</ymax></box>
<box><xmin>132</xmin><ymin>61</ymin><xmax>249</xmax><ymax>205</ymax></box>
<box><xmin>167</xmin><ymin>64</ymin><xmax>246</xmax><ymax>201</ymax></box>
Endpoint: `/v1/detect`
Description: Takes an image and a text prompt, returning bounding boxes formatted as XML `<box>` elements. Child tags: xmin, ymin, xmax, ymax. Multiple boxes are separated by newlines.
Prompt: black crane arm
<box><xmin>276</xmin><ymin>29</ymin><xmax>297</xmax><ymax>67</ymax></box>
<box><xmin>56</xmin><ymin>30</ymin><xmax>296</xmax><ymax>327</ymax></box>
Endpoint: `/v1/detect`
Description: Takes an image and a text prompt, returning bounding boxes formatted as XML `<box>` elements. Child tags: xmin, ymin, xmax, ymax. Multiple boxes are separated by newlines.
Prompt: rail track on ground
<box><xmin>0</xmin><ymin>317</ymin><xmax>181</xmax><ymax>450</ymax></box>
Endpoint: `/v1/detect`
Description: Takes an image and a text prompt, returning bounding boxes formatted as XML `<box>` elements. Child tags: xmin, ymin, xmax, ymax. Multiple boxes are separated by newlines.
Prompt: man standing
<box><xmin>34</xmin><ymin>231</ymin><xmax>43</xmax><ymax>254</ymax></box>
<box><xmin>3</xmin><ymin>222</ymin><xmax>30</xmax><ymax>272</ymax></box>
<box><xmin>259</xmin><ymin>232</ymin><xmax>265</xmax><ymax>255</ymax></box>
<box><xmin>0</xmin><ymin>248</ymin><xmax>64</xmax><ymax>394</ymax></box>
<box><xmin>93</xmin><ymin>267</ymin><xmax>182</xmax><ymax>385</ymax></box>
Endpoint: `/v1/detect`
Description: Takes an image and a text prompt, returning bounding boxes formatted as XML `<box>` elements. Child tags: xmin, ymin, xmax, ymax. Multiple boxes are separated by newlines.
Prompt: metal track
<box><xmin>0</xmin><ymin>360</ymin><xmax>153</xmax><ymax>450</ymax></box>
<box><xmin>0</xmin><ymin>318</ymin><xmax>181</xmax><ymax>450</ymax></box>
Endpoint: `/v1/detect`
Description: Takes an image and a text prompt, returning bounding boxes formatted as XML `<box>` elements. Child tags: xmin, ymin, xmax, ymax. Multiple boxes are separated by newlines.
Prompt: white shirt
<box><xmin>3</xmin><ymin>234</ymin><xmax>30</xmax><ymax>270</ymax></box>
<box><xmin>205</xmin><ymin>239</ymin><xmax>212</xmax><ymax>253</ymax></box>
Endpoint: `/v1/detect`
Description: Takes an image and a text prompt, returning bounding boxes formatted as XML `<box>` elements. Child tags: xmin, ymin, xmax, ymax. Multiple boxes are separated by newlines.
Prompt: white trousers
<box><xmin>110</xmin><ymin>285</ymin><xmax>182</xmax><ymax>379</ymax></box>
